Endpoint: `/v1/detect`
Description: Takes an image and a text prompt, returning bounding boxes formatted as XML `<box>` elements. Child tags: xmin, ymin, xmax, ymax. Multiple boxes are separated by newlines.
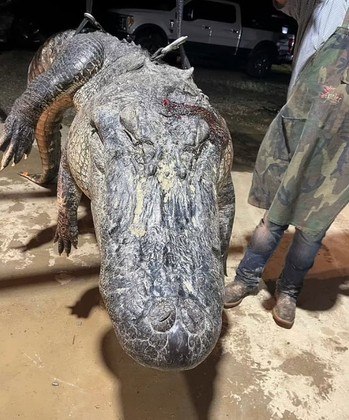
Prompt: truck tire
<box><xmin>246</xmin><ymin>49</ymin><xmax>274</xmax><ymax>78</ymax></box>
<box><xmin>134</xmin><ymin>29</ymin><xmax>167</xmax><ymax>54</ymax></box>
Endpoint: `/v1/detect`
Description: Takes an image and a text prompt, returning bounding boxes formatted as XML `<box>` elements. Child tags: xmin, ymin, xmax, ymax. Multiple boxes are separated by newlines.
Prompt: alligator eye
<box><xmin>90</xmin><ymin>120</ymin><xmax>104</xmax><ymax>144</ymax></box>
<box><xmin>124</xmin><ymin>129</ymin><xmax>136</xmax><ymax>144</ymax></box>
<box><xmin>183</xmin><ymin>141</ymin><xmax>206</xmax><ymax>158</ymax></box>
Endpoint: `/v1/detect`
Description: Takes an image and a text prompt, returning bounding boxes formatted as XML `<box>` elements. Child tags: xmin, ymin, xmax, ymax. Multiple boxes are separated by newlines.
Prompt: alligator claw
<box><xmin>55</xmin><ymin>236</ymin><xmax>72</xmax><ymax>256</ymax></box>
<box><xmin>0</xmin><ymin>114</ymin><xmax>35</xmax><ymax>170</ymax></box>
<box><xmin>19</xmin><ymin>171</ymin><xmax>56</xmax><ymax>187</ymax></box>
<box><xmin>54</xmin><ymin>232</ymin><xmax>78</xmax><ymax>257</ymax></box>
<box><xmin>54</xmin><ymin>216</ymin><xmax>79</xmax><ymax>256</ymax></box>
<box><xmin>1</xmin><ymin>144</ymin><xmax>15</xmax><ymax>170</ymax></box>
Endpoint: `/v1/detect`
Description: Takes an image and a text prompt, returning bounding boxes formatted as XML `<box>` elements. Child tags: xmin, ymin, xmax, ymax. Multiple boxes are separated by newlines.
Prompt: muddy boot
<box><xmin>224</xmin><ymin>281</ymin><xmax>256</xmax><ymax>308</ymax></box>
<box><xmin>272</xmin><ymin>292</ymin><xmax>297</xmax><ymax>329</ymax></box>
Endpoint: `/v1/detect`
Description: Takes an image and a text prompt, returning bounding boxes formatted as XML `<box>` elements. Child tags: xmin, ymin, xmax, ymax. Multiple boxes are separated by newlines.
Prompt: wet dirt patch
<box><xmin>279</xmin><ymin>352</ymin><xmax>333</xmax><ymax>398</ymax></box>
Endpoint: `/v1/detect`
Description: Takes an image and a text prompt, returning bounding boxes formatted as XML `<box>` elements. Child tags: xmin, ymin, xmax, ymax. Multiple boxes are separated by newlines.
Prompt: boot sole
<box><xmin>224</xmin><ymin>297</ymin><xmax>243</xmax><ymax>309</ymax></box>
<box><xmin>272</xmin><ymin>307</ymin><xmax>294</xmax><ymax>329</ymax></box>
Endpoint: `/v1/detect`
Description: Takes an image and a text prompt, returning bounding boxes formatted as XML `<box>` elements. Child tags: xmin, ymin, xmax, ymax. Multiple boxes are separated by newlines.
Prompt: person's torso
<box><xmin>289</xmin><ymin>0</ymin><xmax>349</xmax><ymax>93</ymax></box>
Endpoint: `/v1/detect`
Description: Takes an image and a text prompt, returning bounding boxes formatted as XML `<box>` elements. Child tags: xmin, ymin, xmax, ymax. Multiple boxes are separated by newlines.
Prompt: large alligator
<box><xmin>0</xmin><ymin>30</ymin><xmax>235</xmax><ymax>370</ymax></box>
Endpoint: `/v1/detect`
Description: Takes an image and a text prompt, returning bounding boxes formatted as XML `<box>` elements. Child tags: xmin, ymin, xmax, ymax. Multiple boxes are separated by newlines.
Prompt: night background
<box><xmin>1</xmin><ymin>0</ymin><xmax>297</xmax><ymax>39</ymax></box>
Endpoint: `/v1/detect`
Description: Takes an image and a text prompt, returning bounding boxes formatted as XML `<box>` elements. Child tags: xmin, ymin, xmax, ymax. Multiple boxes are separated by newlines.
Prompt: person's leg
<box><xmin>224</xmin><ymin>216</ymin><xmax>288</xmax><ymax>307</ymax></box>
<box><xmin>272</xmin><ymin>228</ymin><xmax>326</xmax><ymax>328</ymax></box>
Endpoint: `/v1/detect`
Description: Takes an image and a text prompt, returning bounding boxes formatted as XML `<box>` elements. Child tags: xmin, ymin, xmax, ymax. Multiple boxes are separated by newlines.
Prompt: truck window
<box><xmin>184</xmin><ymin>0</ymin><xmax>236</xmax><ymax>24</ymax></box>
<box><xmin>115</xmin><ymin>0</ymin><xmax>177</xmax><ymax>11</ymax></box>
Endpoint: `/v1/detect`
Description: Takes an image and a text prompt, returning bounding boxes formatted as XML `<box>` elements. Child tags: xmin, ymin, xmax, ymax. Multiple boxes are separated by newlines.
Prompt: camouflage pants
<box><xmin>249</xmin><ymin>26</ymin><xmax>349</xmax><ymax>239</ymax></box>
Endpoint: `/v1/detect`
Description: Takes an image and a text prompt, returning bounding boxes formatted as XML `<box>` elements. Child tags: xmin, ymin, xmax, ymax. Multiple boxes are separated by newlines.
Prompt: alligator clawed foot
<box><xmin>54</xmin><ymin>216</ymin><xmax>78</xmax><ymax>256</ymax></box>
<box><xmin>0</xmin><ymin>114</ymin><xmax>35</xmax><ymax>170</ymax></box>
<box><xmin>54</xmin><ymin>230</ymin><xmax>78</xmax><ymax>256</ymax></box>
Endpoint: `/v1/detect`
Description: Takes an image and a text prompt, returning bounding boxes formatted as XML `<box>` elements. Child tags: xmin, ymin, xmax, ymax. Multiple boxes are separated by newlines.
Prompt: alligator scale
<box><xmin>0</xmin><ymin>30</ymin><xmax>235</xmax><ymax>370</ymax></box>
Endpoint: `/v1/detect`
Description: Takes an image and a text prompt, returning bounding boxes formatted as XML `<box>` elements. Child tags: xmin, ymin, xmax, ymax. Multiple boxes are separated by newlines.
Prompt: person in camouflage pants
<box><xmin>224</xmin><ymin>8</ymin><xmax>349</xmax><ymax>328</ymax></box>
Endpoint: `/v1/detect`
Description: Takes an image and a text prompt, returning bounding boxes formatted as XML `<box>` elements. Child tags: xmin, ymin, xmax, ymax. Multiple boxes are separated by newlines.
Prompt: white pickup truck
<box><xmin>105</xmin><ymin>0</ymin><xmax>295</xmax><ymax>77</ymax></box>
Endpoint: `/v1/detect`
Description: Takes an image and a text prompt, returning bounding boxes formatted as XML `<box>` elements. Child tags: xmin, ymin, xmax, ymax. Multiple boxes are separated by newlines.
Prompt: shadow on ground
<box><xmin>0</xmin><ymin>265</ymin><xmax>100</xmax><ymax>290</ymax></box>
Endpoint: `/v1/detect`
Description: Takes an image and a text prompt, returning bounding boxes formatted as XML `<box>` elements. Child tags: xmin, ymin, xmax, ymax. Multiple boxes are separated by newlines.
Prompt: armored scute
<box><xmin>0</xmin><ymin>30</ymin><xmax>235</xmax><ymax>370</ymax></box>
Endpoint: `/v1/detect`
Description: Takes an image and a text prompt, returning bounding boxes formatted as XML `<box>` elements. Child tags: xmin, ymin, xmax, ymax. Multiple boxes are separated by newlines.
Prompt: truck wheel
<box><xmin>246</xmin><ymin>49</ymin><xmax>274</xmax><ymax>78</ymax></box>
<box><xmin>135</xmin><ymin>30</ymin><xmax>167</xmax><ymax>54</ymax></box>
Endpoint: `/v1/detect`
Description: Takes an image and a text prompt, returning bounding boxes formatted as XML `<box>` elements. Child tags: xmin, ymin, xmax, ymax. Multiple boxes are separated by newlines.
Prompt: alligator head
<box><xmin>89</xmin><ymin>79</ymin><xmax>232</xmax><ymax>370</ymax></box>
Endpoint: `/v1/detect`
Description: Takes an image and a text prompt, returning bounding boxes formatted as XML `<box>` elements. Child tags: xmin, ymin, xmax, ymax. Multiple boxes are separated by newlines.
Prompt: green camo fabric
<box><xmin>249</xmin><ymin>25</ymin><xmax>349</xmax><ymax>238</ymax></box>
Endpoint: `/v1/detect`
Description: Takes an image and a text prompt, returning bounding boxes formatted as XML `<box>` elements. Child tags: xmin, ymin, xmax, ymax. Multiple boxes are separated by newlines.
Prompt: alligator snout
<box><xmin>109</xmin><ymin>296</ymin><xmax>222</xmax><ymax>371</ymax></box>
<box><xmin>142</xmin><ymin>306</ymin><xmax>220</xmax><ymax>371</ymax></box>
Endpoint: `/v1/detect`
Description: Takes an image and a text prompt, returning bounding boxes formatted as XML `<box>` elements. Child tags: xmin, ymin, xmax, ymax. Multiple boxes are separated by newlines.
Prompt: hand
<box><xmin>0</xmin><ymin>113</ymin><xmax>35</xmax><ymax>170</ymax></box>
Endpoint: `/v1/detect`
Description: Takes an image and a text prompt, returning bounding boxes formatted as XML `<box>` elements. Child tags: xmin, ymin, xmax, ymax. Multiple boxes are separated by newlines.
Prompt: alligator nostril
<box><xmin>147</xmin><ymin>164</ymin><xmax>157</xmax><ymax>176</ymax></box>
<box><xmin>159</xmin><ymin>312</ymin><xmax>171</xmax><ymax>323</ymax></box>
<box><xmin>177</xmin><ymin>168</ymin><xmax>187</xmax><ymax>179</ymax></box>
<box><xmin>148</xmin><ymin>300</ymin><xmax>176</xmax><ymax>332</ymax></box>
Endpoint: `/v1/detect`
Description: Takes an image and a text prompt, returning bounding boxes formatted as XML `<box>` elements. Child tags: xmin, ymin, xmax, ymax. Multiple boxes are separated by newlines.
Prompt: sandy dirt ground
<box><xmin>0</xmin><ymin>50</ymin><xmax>348</xmax><ymax>420</ymax></box>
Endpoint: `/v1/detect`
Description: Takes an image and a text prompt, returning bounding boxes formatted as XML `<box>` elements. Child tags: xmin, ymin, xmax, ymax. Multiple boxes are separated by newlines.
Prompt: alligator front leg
<box><xmin>54</xmin><ymin>148</ymin><xmax>82</xmax><ymax>256</ymax></box>
<box><xmin>0</xmin><ymin>33</ymin><xmax>104</xmax><ymax>169</ymax></box>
